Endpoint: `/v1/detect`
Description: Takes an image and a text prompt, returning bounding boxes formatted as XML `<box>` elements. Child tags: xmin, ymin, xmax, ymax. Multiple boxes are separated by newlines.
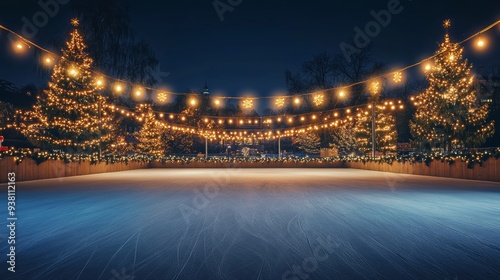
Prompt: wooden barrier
<box><xmin>0</xmin><ymin>158</ymin><xmax>149</xmax><ymax>183</ymax></box>
<box><xmin>346</xmin><ymin>158</ymin><xmax>500</xmax><ymax>182</ymax></box>
<box><xmin>1</xmin><ymin>156</ymin><xmax>498</xmax><ymax>182</ymax></box>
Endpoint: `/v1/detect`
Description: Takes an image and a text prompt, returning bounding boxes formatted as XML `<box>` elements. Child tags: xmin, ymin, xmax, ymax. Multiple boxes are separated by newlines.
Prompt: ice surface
<box><xmin>2</xmin><ymin>169</ymin><xmax>500</xmax><ymax>279</ymax></box>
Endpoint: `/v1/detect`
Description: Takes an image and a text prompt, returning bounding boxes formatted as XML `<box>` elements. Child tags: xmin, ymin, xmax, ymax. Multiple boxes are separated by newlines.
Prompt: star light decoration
<box><xmin>275</xmin><ymin>97</ymin><xmax>285</xmax><ymax>108</ymax></box>
<box><xmin>71</xmin><ymin>18</ymin><xmax>79</xmax><ymax>27</ymax></box>
<box><xmin>242</xmin><ymin>99</ymin><xmax>253</xmax><ymax>109</ymax></box>
<box><xmin>443</xmin><ymin>19</ymin><xmax>451</xmax><ymax>29</ymax></box>
<box><xmin>157</xmin><ymin>92</ymin><xmax>168</xmax><ymax>103</ymax></box>
<box><xmin>393</xmin><ymin>72</ymin><xmax>402</xmax><ymax>83</ymax></box>
<box><xmin>313</xmin><ymin>94</ymin><xmax>324</xmax><ymax>106</ymax></box>
<box><xmin>369</xmin><ymin>81</ymin><xmax>381</xmax><ymax>95</ymax></box>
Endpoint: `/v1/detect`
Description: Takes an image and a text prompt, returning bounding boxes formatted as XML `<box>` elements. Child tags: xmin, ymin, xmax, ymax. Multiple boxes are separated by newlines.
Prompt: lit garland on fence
<box><xmin>2</xmin><ymin>148</ymin><xmax>499</xmax><ymax>169</ymax></box>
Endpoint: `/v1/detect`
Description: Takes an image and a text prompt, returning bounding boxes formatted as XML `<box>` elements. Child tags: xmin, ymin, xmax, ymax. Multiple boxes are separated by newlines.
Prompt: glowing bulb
<box><xmin>477</xmin><ymin>39</ymin><xmax>485</xmax><ymax>48</ymax></box>
<box><xmin>68</xmin><ymin>68</ymin><xmax>78</xmax><ymax>77</ymax></box>
<box><xmin>16</xmin><ymin>43</ymin><xmax>23</xmax><ymax>49</ymax></box>
<box><xmin>424</xmin><ymin>63</ymin><xmax>432</xmax><ymax>72</ymax></box>
<box><xmin>294</xmin><ymin>97</ymin><xmax>301</xmax><ymax>105</ymax></box>
<box><xmin>114</xmin><ymin>84</ymin><xmax>125</xmax><ymax>94</ymax></box>
<box><xmin>338</xmin><ymin>90</ymin><xmax>346</xmax><ymax>98</ymax></box>
<box><xmin>214</xmin><ymin>99</ymin><xmax>221</xmax><ymax>106</ymax></box>
<box><xmin>189</xmin><ymin>98</ymin><xmax>197</xmax><ymax>106</ymax></box>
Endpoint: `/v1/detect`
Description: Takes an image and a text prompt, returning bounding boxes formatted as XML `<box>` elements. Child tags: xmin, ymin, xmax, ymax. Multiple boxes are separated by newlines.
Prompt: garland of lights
<box><xmin>2</xmin><ymin>148</ymin><xmax>499</xmax><ymax>169</ymax></box>
<box><xmin>1</xmin><ymin>19</ymin><xmax>498</xmax><ymax>111</ymax></box>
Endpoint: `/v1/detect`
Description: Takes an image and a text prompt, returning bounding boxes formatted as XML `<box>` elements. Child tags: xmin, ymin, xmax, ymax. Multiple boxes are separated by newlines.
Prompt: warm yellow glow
<box><xmin>204</xmin><ymin>118</ymin><xmax>209</xmax><ymax>123</ymax></box>
<box><xmin>114</xmin><ymin>84</ymin><xmax>124</xmax><ymax>93</ymax></box>
<box><xmin>311</xmin><ymin>115</ymin><xmax>317</xmax><ymax>120</ymax></box>
<box><xmin>346</xmin><ymin>109</ymin><xmax>351</xmax><ymax>114</ymax></box>
<box><xmin>277</xmin><ymin>117</ymin><xmax>282</xmax><ymax>122</ymax></box>
<box><xmin>181</xmin><ymin>116</ymin><xmax>186</xmax><ymax>121</ymax></box>
<box><xmin>424</xmin><ymin>63</ymin><xmax>432</xmax><ymax>72</ymax></box>
<box><xmin>338</xmin><ymin>90</ymin><xmax>346</xmax><ymax>98</ymax></box>
<box><xmin>214</xmin><ymin>99</ymin><xmax>221</xmax><ymax>107</ymax></box>
<box><xmin>218</xmin><ymin>120</ymin><xmax>223</xmax><ymax>124</ymax></box>
<box><xmin>16</xmin><ymin>43</ymin><xmax>23</xmax><ymax>49</ymax></box>
<box><xmin>300</xmin><ymin>116</ymin><xmax>305</xmax><ymax>121</ymax></box>
<box><xmin>393</xmin><ymin>72</ymin><xmax>402</xmax><ymax>83</ymax></box>
<box><xmin>189</xmin><ymin>98</ymin><xmax>197</xmax><ymax>106</ymax></box>
<box><xmin>443</xmin><ymin>19</ymin><xmax>451</xmax><ymax>29</ymax></box>
<box><xmin>169</xmin><ymin>114</ymin><xmax>174</xmax><ymax>119</ymax></box>
<box><xmin>313</xmin><ymin>94</ymin><xmax>324</xmax><ymax>106</ymax></box>
<box><xmin>275</xmin><ymin>97</ymin><xmax>285</xmax><ymax>108</ymax></box>
<box><xmin>239</xmin><ymin>120</ymin><xmax>244</xmax><ymax>125</ymax></box>
<box><xmin>369</xmin><ymin>81</ymin><xmax>380</xmax><ymax>95</ymax></box>
<box><xmin>157</xmin><ymin>92</ymin><xmax>168</xmax><ymax>103</ymax></box>
<box><xmin>68</xmin><ymin>68</ymin><xmax>78</xmax><ymax>77</ymax></box>
<box><xmin>71</xmin><ymin>18</ymin><xmax>80</xmax><ymax>27</ymax></box>
<box><xmin>134</xmin><ymin>89</ymin><xmax>143</xmax><ymax>97</ymax></box>
<box><xmin>334</xmin><ymin>112</ymin><xmax>338</xmax><ymax>117</ymax></box>
<box><xmin>449</xmin><ymin>54</ymin><xmax>455</xmax><ymax>61</ymax></box>
<box><xmin>288</xmin><ymin>117</ymin><xmax>293</xmax><ymax>123</ymax></box>
<box><xmin>229</xmin><ymin>119</ymin><xmax>234</xmax><ymax>124</ymax></box>
<box><xmin>242</xmin><ymin>99</ymin><xmax>253</xmax><ymax>109</ymax></box>
<box><xmin>294</xmin><ymin>97</ymin><xmax>301</xmax><ymax>105</ymax></box>
<box><xmin>159</xmin><ymin>113</ymin><xmax>164</xmax><ymax>118</ymax></box>
<box><xmin>43</xmin><ymin>56</ymin><xmax>54</xmax><ymax>66</ymax></box>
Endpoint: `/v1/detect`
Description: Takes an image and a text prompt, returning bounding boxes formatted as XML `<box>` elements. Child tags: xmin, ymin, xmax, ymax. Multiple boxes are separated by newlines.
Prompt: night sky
<box><xmin>0</xmin><ymin>0</ymin><xmax>499</xmax><ymax>97</ymax></box>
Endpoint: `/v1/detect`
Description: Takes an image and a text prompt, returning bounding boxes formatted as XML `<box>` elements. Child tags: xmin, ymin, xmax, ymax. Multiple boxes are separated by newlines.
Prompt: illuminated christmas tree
<box><xmin>293</xmin><ymin>131</ymin><xmax>321</xmax><ymax>154</ymax></box>
<box><xmin>354</xmin><ymin>106</ymin><xmax>397</xmax><ymax>156</ymax></box>
<box><xmin>20</xmin><ymin>19</ymin><xmax>116</xmax><ymax>153</ymax></box>
<box><xmin>135</xmin><ymin>105</ymin><xmax>167</xmax><ymax>157</ymax></box>
<box><xmin>411</xmin><ymin>20</ymin><xmax>494</xmax><ymax>152</ymax></box>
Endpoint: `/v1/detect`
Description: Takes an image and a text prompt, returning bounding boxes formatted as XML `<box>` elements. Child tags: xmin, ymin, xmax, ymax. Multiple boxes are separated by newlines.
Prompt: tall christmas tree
<box><xmin>293</xmin><ymin>131</ymin><xmax>321</xmax><ymax>154</ymax></box>
<box><xmin>354</xmin><ymin>106</ymin><xmax>397</xmax><ymax>156</ymax></box>
<box><xmin>135</xmin><ymin>105</ymin><xmax>167</xmax><ymax>157</ymax></box>
<box><xmin>411</xmin><ymin>20</ymin><xmax>494</xmax><ymax>152</ymax></box>
<box><xmin>20</xmin><ymin>19</ymin><xmax>116</xmax><ymax>153</ymax></box>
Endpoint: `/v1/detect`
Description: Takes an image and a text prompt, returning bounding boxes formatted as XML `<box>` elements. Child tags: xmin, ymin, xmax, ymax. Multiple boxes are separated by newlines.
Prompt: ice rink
<box><xmin>3</xmin><ymin>168</ymin><xmax>500</xmax><ymax>280</ymax></box>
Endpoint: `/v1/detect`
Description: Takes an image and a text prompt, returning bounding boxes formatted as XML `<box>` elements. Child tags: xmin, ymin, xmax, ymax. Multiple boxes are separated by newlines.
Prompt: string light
<box><xmin>294</xmin><ymin>97</ymin><xmax>301</xmax><ymax>105</ymax></box>
<box><xmin>114</xmin><ymin>83</ymin><xmax>124</xmax><ymax>94</ymax></box>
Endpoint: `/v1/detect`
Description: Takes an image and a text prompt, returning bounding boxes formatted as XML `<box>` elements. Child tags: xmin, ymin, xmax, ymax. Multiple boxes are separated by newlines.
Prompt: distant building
<box><xmin>202</xmin><ymin>81</ymin><xmax>210</xmax><ymax>95</ymax></box>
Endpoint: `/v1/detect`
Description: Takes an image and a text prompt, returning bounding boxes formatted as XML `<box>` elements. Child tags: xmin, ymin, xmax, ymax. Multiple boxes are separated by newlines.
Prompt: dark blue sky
<box><xmin>1</xmin><ymin>0</ymin><xmax>499</xmax><ymax>96</ymax></box>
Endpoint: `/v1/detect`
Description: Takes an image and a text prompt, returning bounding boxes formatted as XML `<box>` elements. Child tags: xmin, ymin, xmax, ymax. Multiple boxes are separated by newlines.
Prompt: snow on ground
<box><xmin>2</xmin><ymin>169</ymin><xmax>500</xmax><ymax>280</ymax></box>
